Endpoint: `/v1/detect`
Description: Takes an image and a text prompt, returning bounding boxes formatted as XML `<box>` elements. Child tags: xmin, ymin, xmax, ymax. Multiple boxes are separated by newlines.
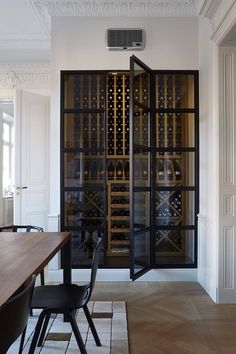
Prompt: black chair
<box><xmin>0</xmin><ymin>225</ymin><xmax>45</xmax><ymax>286</ymax></box>
<box><xmin>0</xmin><ymin>275</ymin><xmax>36</xmax><ymax>354</ymax></box>
<box><xmin>28</xmin><ymin>237</ymin><xmax>103</xmax><ymax>354</ymax></box>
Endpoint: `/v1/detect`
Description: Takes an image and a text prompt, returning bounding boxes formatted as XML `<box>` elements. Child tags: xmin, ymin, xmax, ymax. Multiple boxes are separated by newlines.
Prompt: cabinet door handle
<box><xmin>16</xmin><ymin>186</ymin><xmax>28</xmax><ymax>190</ymax></box>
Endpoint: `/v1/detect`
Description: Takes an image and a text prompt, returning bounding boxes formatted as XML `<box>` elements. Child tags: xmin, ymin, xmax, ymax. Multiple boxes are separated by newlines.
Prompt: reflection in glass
<box><xmin>155</xmin><ymin>152</ymin><xmax>195</xmax><ymax>186</ymax></box>
<box><xmin>133</xmin><ymin>151</ymin><xmax>150</xmax><ymax>186</ymax></box>
<box><xmin>156</xmin><ymin>74</ymin><xmax>195</xmax><ymax>109</ymax></box>
<box><xmin>155</xmin><ymin>229</ymin><xmax>195</xmax><ymax>265</ymax></box>
<box><xmin>133</xmin><ymin>63</ymin><xmax>149</xmax><ymax>106</ymax></box>
<box><xmin>133</xmin><ymin>231</ymin><xmax>150</xmax><ymax>275</ymax></box>
<box><xmin>64</xmin><ymin>113</ymin><xmax>104</xmax><ymax>149</ymax></box>
<box><xmin>64</xmin><ymin>74</ymin><xmax>104</xmax><ymax>109</ymax></box>
<box><xmin>64</xmin><ymin>152</ymin><xmax>104</xmax><ymax>187</ymax></box>
<box><xmin>134</xmin><ymin>192</ymin><xmax>150</xmax><ymax>230</ymax></box>
<box><xmin>64</xmin><ymin>191</ymin><xmax>105</xmax><ymax>227</ymax></box>
<box><xmin>71</xmin><ymin>231</ymin><xmax>104</xmax><ymax>267</ymax></box>
<box><xmin>155</xmin><ymin>190</ymin><xmax>195</xmax><ymax>225</ymax></box>
<box><xmin>156</xmin><ymin>113</ymin><xmax>195</xmax><ymax>149</ymax></box>
<box><xmin>134</xmin><ymin>106</ymin><xmax>149</xmax><ymax>146</ymax></box>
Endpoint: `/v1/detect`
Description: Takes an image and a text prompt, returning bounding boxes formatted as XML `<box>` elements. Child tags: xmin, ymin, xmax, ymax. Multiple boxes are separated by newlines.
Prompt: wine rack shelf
<box><xmin>107</xmin><ymin>180</ymin><xmax>130</xmax><ymax>256</ymax></box>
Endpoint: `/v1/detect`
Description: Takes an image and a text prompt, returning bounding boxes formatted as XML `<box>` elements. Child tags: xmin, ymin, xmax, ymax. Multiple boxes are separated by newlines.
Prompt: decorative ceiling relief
<box><xmin>30</xmin><ymin>0</ymin><xmax>198</xmax><ymax>33</ymax></box>
<box><xmin>0</xmin><ymin>63</ymin><xmax>50</xmax><ymax>89</ymax></box>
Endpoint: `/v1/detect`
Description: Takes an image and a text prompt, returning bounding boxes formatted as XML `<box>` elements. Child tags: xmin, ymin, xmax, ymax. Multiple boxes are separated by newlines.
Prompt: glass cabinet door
<box><xmin>154</xmin><ymin>72</ymin><xmax>199</xmax><ymax>267</ymax></box>
<box><xmin>61</xmin><ymin>72</ymin><xmax>106</xmax><ymax>267</ymax></box>
<box><xmin>130</xmin><ymin>55</ymin><xmax>152</xmax><ymax>280</ymax></box>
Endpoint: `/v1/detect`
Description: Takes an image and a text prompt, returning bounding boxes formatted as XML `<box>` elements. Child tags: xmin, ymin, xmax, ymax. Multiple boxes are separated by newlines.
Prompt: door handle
<box><xmin>15</xmin><ymin>186</ymin><xmax>28</xmax><ymax>195</ymax></box>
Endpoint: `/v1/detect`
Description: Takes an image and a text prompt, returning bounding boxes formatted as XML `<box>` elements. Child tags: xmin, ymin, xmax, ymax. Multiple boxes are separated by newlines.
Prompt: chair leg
<box><xmin>18</xmin><ymin>326</ymin><xmax>26</xmax><ymax>354</ymax></box>
<box><xmin>83</xmin><ymin>305</ymin><xmax>101</xmax><ymax>346</ymax></box>
<box><xmin>37</xmin><ymin>312</ymin><xmax>51</xmax><ymax>347</ymax></box>
<box><xmin>28</xmin><ymin>310</ymin><xmax>47</xmax><ymax>354</ymax></box>
<box><xmin>65</xmin><ymin>310</ymin><xmax>87</xmax><ymax>354</ymax></box>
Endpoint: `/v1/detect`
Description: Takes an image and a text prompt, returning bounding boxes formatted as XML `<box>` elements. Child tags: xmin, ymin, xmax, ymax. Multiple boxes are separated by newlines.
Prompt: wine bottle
<box><xmin>174</xmin><ymin>159</ymin><xmax>182</xmax><ymax>180</ymax></box>
<box><xmin>165</xmin><ymin>160</ymin><xmax>173</xmax><ymax>180</ymax></box>
<box><xmin>157</xmin><ymin>159</ymin><xmax>165</xmax><ymax>180</ymax></box>
<box><xmin>108</xmin><ymin>161</ymin><xmax>114</xmax><ymax>179</ymax></box>
<box><xmin>116</xmin><ymin>161</ymin><xmax>123</xmax><ymax>180</ymax></box>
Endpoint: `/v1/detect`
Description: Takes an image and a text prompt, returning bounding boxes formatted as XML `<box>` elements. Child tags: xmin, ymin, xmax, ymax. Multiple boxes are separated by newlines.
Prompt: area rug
<box><xmin>8</xmin><ymin>301</ymin><xmax>129</xmax><ymax>354</ymax></box>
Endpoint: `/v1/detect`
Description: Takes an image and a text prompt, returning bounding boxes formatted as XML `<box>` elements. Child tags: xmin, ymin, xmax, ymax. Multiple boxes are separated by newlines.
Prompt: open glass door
<box><xmin>130</xmin><ymin>55</ymin><xmax>152</xmax><ymax>280</ymax></box>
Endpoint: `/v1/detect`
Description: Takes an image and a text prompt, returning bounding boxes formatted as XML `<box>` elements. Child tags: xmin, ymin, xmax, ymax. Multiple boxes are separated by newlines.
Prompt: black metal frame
<box><xmin>60</xmin><ymin>64</ymin><xmax>199</xmax><ymax>274</ymax></box>
<box><xmin>60</xmin><ymin>71</ymin><xmax>107</xmax><ymax>268</ymax></box>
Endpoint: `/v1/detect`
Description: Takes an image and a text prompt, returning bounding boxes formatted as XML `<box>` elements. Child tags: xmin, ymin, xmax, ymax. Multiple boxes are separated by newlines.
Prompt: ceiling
<box><xmin>0</xmin><ymin>0</ymin><xmax>203</xmax><ymax>63</ymax></box>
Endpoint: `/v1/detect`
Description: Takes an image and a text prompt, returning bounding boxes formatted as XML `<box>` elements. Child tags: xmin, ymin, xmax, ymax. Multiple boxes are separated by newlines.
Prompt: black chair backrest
<box><xmin>87</xmin><ymin>237</ymin><xmax>103</xmax><ymax>302</ymax></box>
<box><xmin>0</xmin><ymin>225</ymin><xmax>43</xmax><ymax>232</ymax></box>
<box><xmin>0</xmin><ymin>275</ymin><xmax>36</xmax><ymax>353</ymax></box>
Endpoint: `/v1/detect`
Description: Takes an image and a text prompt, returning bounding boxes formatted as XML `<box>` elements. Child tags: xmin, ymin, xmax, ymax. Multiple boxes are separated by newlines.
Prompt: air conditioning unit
<box><xmin>106</xmin><ymin>28</ymin><xmax>145</xmax><ymax>50</ymax></box>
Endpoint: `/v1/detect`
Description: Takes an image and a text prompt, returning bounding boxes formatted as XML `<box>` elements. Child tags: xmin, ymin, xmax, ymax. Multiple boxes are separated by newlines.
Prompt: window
<box><xmin>2</xmin><ymin>111</ymin><xmax>14</xmax><ymax>196</ymax></box>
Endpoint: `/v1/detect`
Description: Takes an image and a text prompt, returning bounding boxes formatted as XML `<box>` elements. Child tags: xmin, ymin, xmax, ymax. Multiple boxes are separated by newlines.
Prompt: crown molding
<box><xmin>0</xmin><ymin>62</ymin><xmax>50</xmax><ymax>89</ymax></box>
<box><xmin>0</xmin><ymin>35</ymin><xmax>50</xmax><ymax>50</ymax></box>
<box><xmin>199</xmin><ymin>0</ymin><xmax>221</xmax><ymax>19</ymax></box>
<box><xmin>31</xmin><ymin>0</ymin><xmax>198</xmax><ymax>29</ymax></box>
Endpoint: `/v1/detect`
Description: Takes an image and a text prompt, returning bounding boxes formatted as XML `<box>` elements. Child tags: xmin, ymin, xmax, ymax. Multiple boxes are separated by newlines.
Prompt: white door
<box><xmin>14</xmin><ymin>90</ymin><xmax>50</xmax><ymax>230</ymax></box>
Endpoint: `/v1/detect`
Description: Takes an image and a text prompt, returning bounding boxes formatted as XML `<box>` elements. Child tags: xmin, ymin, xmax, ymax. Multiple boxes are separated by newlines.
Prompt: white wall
<box><xmin>50</xmin><ymin>15</ymin><xmax>199</xmax><ymax>217</ymax></box>
<box><xmin>198</xmin><ymin>16</ymin><xmax>219</xmax><ymax>302</ymax></box>
<box><xmin>49</xmin><ymin>16</ymin><xmax>199</xmax><ymax>280</ymax></box>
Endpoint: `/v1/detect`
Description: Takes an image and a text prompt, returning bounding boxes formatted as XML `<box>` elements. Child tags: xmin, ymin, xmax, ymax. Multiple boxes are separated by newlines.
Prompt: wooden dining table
<box><xmin>0</xmin><ymin>231</ymin><xmax>71</xmax><ymax>307</ymax></box>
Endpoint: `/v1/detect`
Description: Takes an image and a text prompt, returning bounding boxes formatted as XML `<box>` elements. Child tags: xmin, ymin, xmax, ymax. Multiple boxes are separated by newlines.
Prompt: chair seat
<box><xmin>32</xmin><ymin>284</ymin><xmax>89</xmax><ymax>310</ymax></box>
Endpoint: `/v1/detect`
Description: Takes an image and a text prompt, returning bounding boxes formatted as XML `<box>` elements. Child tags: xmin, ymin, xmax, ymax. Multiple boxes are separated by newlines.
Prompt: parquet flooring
<box><xmin>91</xmin><ymin>282</ymin><xmax>236</xmax><ymax>354</ymax></box>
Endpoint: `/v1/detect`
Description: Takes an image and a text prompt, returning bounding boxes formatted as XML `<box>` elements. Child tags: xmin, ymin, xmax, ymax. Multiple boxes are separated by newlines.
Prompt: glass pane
<box><xmin>155</xmin><ymin>191</ymin><xmax>195</xmax><ymax>225</ymax></box>
<box><xmin>64</xmin><ymin>74</ymin><xmax>105</xmax><ymax>109</ymax></box>
<box><xmin>134</xmin><ymin>106</ymin><xmax>149</xmax><ymax>146</ymax></box>
<box><xmin>156</xmin><ymin>152</ymin><xmax>195</xmax><ymax>186</ymax></box>
<box><xmin>71</xmin><ymin>231</ymin><xmax>104</xmax><ymax>267</ymax></box>
<box><xmin>156</xmin><ymin>113</ymin><xmax>195</xmax><ymax>148</ymax></box>
<box><xmin>134</xmin><ymin>191</ymin><xmax>150</xmax><ymax>230</ymax></box>
<box><xmin>155</xmin><ymin>74</ymin><xmax>195</xmax><ymax>109</ymax></box>
<box><xmin>64</xmin><ymin>152</ymin><xmax>104</xmax><ymax>187</ymax></box>
<box><xmin>133</xmin><ymin>63</ymin><xmax>149</xmax><ymax>106</ymax></box>
<box><xmin>133</xmin><ymin>231</ymin><xmax>150</xmax><ymax>275</ymax></box>
<box><xmin>64</xmin><ymin>113</ymin><xmax>104</xmax><ymax>149</ymax></box>
<box><xmin>64</xmin><ymin>191</ymin><xmax>105</xmax><ymax>227</ymax></box>
<box><xmin>107</xmin><ymin>159</ymin><xmax>129</xmax><ymax>181</ymax></box>
<box><xmin>133</xmin><ymin>151</ymin><xmax>150</xmax><ymax>186</ymax></box>
<box><xmin>155</xmin><ymin>229</ymin><xmax>195</xmax><ymax>265</ymax></box>
<box><xmin>107</xmin><ymin>73</ymin><xmax>130</xmax><ymax>157</ymax></box>
<box><xmin>155</xmin><ymin>190</ymin><xmax>195</xmax><ymax>225</ymax></box>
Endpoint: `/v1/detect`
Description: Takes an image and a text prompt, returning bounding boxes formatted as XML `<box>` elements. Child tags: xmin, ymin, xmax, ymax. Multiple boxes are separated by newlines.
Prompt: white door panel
<box><xmin>14</xmin><ymin>90</ymin><xmax>49</xmax><ymax>230</ymax></box>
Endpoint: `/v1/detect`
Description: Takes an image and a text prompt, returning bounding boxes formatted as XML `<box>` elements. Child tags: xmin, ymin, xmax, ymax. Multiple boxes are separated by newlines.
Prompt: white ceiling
<box><xmin>0</xmin><ymin>0</ymin><xmax>204</xmax><ymax>63</ymax></box>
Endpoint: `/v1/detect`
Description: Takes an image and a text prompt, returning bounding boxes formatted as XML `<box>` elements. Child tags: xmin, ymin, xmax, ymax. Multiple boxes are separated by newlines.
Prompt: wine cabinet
<box><xmin>61</xmin><ymin>60</ymin><xmax>199</xmax><ymax>273</ymax></box>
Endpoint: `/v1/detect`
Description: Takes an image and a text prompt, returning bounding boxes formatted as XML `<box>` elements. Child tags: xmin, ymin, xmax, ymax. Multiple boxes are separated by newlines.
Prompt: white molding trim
<box><xmin>199</xmin><ymin>0</ymin><xmax>221</xmax><ymax>18</ymax></box>
<box><xmin>31</xmin><ymin>0</ymin><xmax>198</xmax><ymax>24</ymax></box>
<box><xmin>0</xmin><ymin>63</ymin><xmax>50</xmax><ymax>89</ymax></box>
<box><xmin>48</xmin><ymin>268</ymin><xmax>198</xmax><ymax>283</ymax></box>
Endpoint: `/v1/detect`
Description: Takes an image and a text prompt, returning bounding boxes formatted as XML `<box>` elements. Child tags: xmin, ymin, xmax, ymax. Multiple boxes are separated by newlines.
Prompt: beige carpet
<box><xmin>9</xmin><ymin>301</ymin><xmax>129</xmax><ymax>354</ymax></box>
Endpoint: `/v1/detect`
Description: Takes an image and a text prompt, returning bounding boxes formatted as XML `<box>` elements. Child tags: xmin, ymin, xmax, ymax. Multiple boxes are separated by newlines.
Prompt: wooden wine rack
<box><xmin>107</xmin><ymin>181</ymin><xmax>130</xmax><ymax>256</ymax></box>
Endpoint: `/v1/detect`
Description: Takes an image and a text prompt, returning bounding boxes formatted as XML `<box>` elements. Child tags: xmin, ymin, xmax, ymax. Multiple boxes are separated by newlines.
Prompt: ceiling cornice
<box><xmin>199</xmin><ymin>0</ymin><xmax>221</xmax><ymax>19</ymax></box>
<box><xmin>0</xmin><ymin>62</ymin><xmax>50</xmax><ymax>89</ymax></box>
<box><xmin>31</xmin><ymin>0</ymin><xmax>198</xmax><ymax>33</ymax></box>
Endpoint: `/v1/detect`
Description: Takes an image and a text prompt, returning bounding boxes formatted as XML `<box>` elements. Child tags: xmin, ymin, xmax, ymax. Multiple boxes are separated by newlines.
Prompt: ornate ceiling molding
<box><xmin>0</xmin><ymin>63</ymin><xmax>50</xmax><ymax>89</ymax></box>
<box><xmin>31</xmin><ymin>0</ymin><xmax>198</xmax><ymax>33</ymax></box>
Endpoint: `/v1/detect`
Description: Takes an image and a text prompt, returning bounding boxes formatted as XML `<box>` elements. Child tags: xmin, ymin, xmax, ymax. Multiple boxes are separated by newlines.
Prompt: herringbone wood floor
<box><xmin>91</xmin><ymin>282</ymin><xmax>236</xmax><ymax>354</ymax></box>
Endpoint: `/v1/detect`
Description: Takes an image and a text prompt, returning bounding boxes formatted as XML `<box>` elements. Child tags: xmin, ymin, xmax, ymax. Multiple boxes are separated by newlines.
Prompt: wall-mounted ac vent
<box><xmin>106</xmin><ymin>29</ymin><xmax>145</xmax><ymax>50</ymax></box>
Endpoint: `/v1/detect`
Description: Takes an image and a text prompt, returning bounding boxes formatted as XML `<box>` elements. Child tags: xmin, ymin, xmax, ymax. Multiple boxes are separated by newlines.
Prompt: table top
<box><xmin>0</xmin><ymin>231</ymin><xmax>71</xmax><ymax>307</ymax></box>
